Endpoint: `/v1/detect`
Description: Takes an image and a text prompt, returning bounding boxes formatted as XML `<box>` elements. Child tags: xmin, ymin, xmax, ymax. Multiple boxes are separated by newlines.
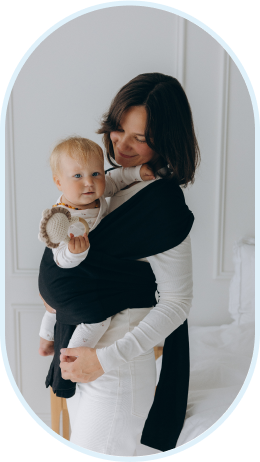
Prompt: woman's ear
<box><xmin>53</xmin><ymin>175</ymin><xmax>62</xmax><ymax>191</ymax></box>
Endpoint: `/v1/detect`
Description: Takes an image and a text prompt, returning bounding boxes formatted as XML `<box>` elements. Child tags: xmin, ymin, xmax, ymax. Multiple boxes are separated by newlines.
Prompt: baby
<box><xmin>38</xmin><ymin>136</ymin><xmax>154</xmax><ymax>356</ymax></box>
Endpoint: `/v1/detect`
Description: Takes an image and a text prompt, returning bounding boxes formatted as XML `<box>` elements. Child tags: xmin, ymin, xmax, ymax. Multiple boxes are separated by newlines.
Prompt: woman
<box><xmin>42</xmin><ymin>73</ymin><xmax>200</xmax><ymax>455</ymax></box>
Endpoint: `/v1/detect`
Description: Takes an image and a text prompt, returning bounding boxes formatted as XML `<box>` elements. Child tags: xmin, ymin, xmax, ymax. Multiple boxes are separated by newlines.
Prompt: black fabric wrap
<box><xmin>38</xmin><ymin>177</ymin><xmax>194</xmax><ymax>452</ymax></box>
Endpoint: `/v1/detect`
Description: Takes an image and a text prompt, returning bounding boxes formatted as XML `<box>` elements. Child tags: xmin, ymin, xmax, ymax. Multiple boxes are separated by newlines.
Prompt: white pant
<box><xmin>66</xmin><ymin>349</ymin><xmax>160</xmax><ymax>456</ymax></box>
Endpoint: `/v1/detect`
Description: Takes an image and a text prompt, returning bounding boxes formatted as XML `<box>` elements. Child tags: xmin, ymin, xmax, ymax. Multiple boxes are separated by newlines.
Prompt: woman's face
<box><xmin>110</xmin><ymin>106</ymin><xmax>157</xmax><ymax>168</ymax></box>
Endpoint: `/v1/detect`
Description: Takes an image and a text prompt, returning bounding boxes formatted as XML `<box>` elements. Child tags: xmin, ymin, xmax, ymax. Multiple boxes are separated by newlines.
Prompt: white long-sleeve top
<box><xmin>95</xmin><ymin>180</ymin><xmax>193</xmax><ymax>373</ymax></box>
<box><xmin>52</xmin><ymin>165</ymin><xmax>143</xmax><ymax>268</ymax></box>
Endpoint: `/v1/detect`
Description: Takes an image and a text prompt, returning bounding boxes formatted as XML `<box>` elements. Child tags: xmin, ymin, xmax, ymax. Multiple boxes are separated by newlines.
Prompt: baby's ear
<box><xmin>53</xmin><ymin>175</ymin><xmax>62</xmax><ymax>190</ymax></box>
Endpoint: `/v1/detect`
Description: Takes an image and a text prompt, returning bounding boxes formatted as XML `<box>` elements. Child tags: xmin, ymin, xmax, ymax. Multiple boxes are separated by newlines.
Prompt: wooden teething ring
<box><xmin>78</xmin><ymin>217</ymin><xmax>90</xmax><ymax>236</ymax></box>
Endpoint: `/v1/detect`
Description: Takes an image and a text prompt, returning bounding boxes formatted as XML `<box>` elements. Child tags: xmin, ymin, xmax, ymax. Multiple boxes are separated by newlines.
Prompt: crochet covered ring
<box><xmin>38</xmin><ymin>207</ymin><xmax>89</xmax><ymax>249</ymax></box>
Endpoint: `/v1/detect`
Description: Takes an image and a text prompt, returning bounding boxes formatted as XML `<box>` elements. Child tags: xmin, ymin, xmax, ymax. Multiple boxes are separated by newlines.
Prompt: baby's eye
<box><xmin>74</xmin><ymin>174</ymin><xmax>82</xmax><ymax>178</ymax></box>
<box><xmin>92</xmin><ymin>172</ymin><xmax>100</xmax><ymax>177</ymax></box>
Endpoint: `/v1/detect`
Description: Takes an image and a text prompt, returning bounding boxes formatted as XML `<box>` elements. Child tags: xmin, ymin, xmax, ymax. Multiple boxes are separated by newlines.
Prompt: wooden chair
<box><xmin>50</xmin><ymin>346</ymin><xmax>163</xmax><ymax>439</ymax></box>
<box><xmin>50</xmin><ymin>387</ymin><xmax>70</xmax><ymax>440</ymax></box>
<box><xmin>154</xmin><ymin>346</ymin><xmax>163</xmax><ymax>361</ymax></box>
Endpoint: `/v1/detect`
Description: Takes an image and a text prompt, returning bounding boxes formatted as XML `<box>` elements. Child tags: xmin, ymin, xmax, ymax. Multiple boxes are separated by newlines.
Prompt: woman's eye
<box><xmin>136</xmin><ymin>138</ymin><xmax>146</xmax><ymax>143</ymax></box>
<box><xmin>92</xmin><ymin>172</ymin><xmax>100</xmax><ymax>177</ymax></box>
<box><xmin>74</xmin><ymin>174</ymin><xmax>82</xmax><ymax>178</ymax></box>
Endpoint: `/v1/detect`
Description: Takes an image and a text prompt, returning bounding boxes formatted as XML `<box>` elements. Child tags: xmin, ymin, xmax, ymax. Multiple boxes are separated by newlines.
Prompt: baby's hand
<box><xmin>140</xmin><ymin>164</ymin><xmax>155</xmax><ymax>181</ymax></box>
<box><xmin>68</xmin><ymin>233</ymin><xmax>90</xmax><ymax>254</ymax></box>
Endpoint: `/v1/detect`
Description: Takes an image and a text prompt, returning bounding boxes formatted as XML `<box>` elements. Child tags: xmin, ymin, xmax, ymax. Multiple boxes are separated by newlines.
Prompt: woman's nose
<box><xmin>117</xmin><ymin>133</ymin><xmax>131</xmax><ymax>152</ymax></box>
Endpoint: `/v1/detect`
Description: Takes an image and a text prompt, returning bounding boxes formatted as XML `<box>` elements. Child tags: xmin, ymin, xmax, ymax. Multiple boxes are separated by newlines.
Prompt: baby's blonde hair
<box><xmin>50</xmin><ymin>136</ymin><xmax>104</xmax><ymax>176</ymax></box>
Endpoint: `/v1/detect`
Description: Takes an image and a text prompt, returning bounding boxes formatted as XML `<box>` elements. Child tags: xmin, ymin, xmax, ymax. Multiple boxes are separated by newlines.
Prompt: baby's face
<box><xmin>54</xmin><ymin>153</ymin><xmax>106</xmax><ymax>208</ymax></box>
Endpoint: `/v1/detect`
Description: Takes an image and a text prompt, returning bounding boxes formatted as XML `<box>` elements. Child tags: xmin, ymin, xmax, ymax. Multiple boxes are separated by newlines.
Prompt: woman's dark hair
<box><xmin>97</xmin><ymin>73</ymin><xmax>200</xmax><ymax>186</ymax></box>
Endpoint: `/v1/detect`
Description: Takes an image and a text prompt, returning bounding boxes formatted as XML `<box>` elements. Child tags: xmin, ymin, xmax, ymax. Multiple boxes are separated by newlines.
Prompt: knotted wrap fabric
<box><xmin>39</xmin><ymin>177</ymin><xmax>194</xmax><ymax>451</ymax></box>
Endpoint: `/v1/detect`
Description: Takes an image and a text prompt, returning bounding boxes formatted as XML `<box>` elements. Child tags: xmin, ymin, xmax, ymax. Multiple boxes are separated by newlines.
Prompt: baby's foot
<box><xmin>39</xmin><ymin>337</ymin><xmax>54</xmax><ymax>356</ymax></box>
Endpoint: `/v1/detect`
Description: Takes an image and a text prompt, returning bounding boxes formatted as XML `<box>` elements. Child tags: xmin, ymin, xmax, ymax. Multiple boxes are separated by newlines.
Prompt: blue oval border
<box><xmin>1</xmin><ymin>2</ymin><xmax>259</xmax><ymax>460</ymax></box>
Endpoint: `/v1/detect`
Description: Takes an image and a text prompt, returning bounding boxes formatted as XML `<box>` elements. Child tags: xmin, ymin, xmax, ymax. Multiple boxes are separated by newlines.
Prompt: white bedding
<box><xmin>174</xmin><ymin>321</ymin><xmax>254</xmax><ymax>446</ymax></box>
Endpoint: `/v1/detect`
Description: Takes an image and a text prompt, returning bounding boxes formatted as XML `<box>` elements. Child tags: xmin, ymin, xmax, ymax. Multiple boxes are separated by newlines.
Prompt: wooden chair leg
<box><xmin>50</xmin><ymin>387</ymin><xmax>70</xmax><ymax>440</ymax></box>
<box><xmin>154</xmin><ymin>346</ymin><xmax>163</xmax><ymax>361</ymax></box>
<box><xmin>153</xmin><ymin>346</ymin><xmax>163</xmax><ymax>395</ymax></box>
<box><xmin>50</xmin><ymin>387</ymin><xmax>62</xmax><ymax>434</ymax></box>
<box><xmin>62</xmin><ymin>398</ymin><xmax>70</xmax><ymax>440</ymax></box>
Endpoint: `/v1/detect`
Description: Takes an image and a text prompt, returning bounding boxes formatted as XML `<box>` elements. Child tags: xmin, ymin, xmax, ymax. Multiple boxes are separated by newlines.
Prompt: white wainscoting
<box><xmin>12</xmin><ymin>305</ymin><xmax>52</xmax><ymax>425</ymax></box>
<box><xmin>5</xmin><ymin>5</ymin><xmax>254</xmax><ymax>430</ymax></box>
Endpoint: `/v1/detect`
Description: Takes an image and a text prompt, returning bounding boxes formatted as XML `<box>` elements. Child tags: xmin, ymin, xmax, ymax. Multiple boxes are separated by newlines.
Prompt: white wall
<box><xmin>5</xmin><ymin>6</ymin><xmax>254</xmax><ymax>425</ymax></box>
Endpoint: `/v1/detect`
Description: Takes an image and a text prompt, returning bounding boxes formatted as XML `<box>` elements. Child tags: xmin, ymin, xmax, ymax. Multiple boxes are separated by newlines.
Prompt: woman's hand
<box><xmin>60</xmin><ymin>347</ymin><xmax>105</xmax><ymax>383</ymax></box>
<box><xmin>39</xmin><ymin>293</ymin><xmax>56</xmax><ymax>314</ymax></box>
<box><xmin>140</xmin><ymin>163</ymin><xmax>155</xmax><ymax>181</ymax></box>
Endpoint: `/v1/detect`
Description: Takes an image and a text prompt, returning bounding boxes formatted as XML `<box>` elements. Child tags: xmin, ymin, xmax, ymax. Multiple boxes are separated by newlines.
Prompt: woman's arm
<box><xmin>96</xmin><ymin>235</ymin><xmax>193</xmax><ymax>372</ymax></box>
